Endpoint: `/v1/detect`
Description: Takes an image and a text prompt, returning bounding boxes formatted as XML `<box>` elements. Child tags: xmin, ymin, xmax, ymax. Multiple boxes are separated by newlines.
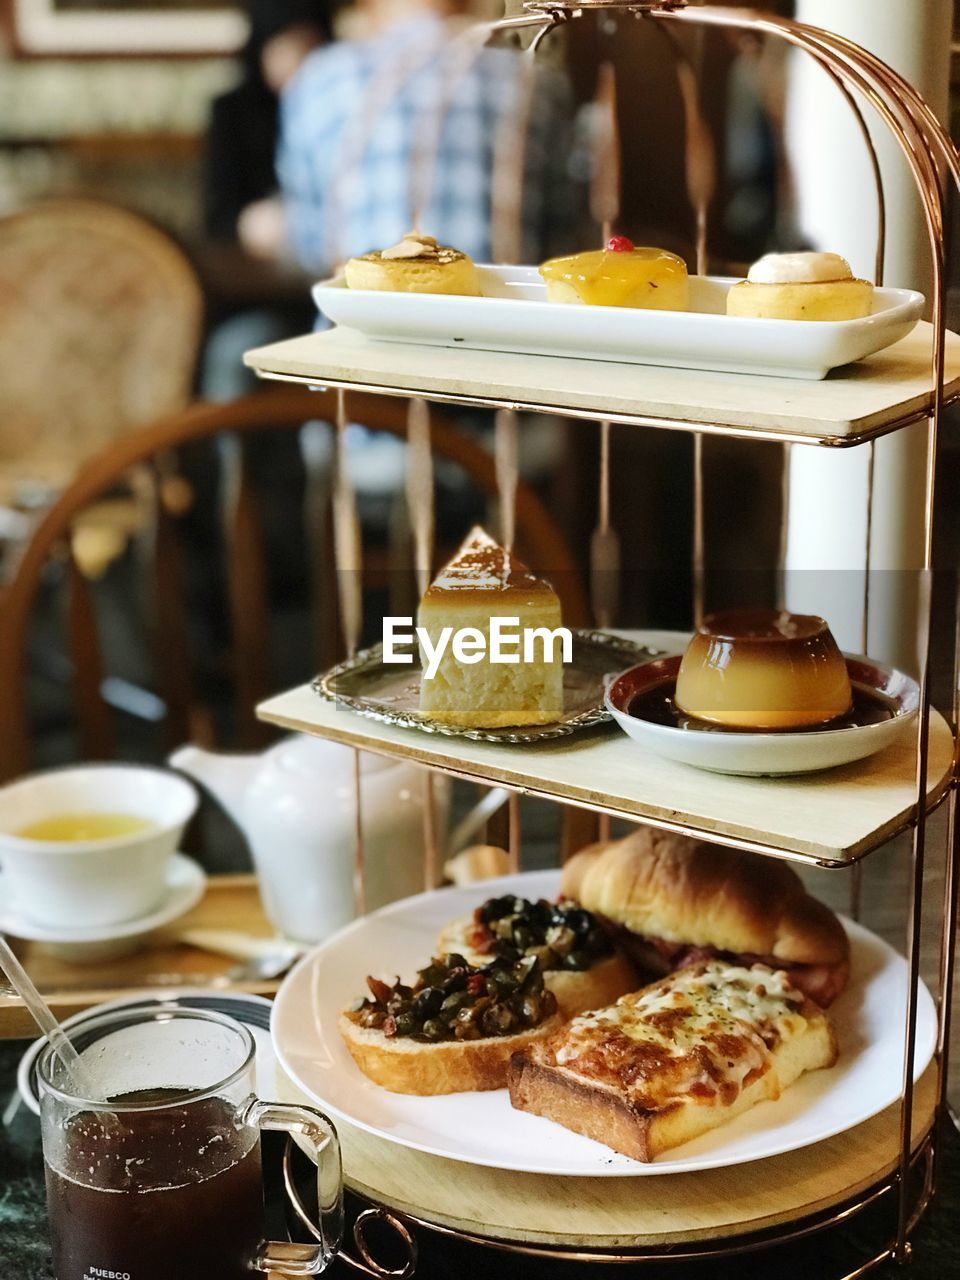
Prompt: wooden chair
<box><xmin>0</xmin><ymin>386</ymin><xmax>589</xmax><ymax>784</ymax></box>
<box><xmin>0</xmin><ymin>199</ymin><xmax>203</xmax><ymax>504</ymax></box>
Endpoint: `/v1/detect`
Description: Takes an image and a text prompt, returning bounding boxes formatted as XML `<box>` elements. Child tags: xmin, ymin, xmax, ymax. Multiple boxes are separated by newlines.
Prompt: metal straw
<box><xmin>0</xmin><ymin>934</ymin><xmax>99</xmax><ymax>1098</ymax></box>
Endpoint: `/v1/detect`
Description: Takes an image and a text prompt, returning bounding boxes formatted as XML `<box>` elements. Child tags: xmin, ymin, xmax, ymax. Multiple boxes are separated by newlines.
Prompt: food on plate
<box><xmin>339</xmin><ymin>952</ymin><xmax>563</xmax><ymax>1094</ymax></box>
<box><xmin>726</xmin><ymin>251</ymin><xmax>873</xmax><ymax>321</ymax></box>
<box><xmin>539</xmin><ymin>237</ymin><xmax>688</xmax><ymax>310</ymax></box>
<box><xmin>561</xmin><ymin>826</ymin><xmax>850</xmax><ymax>1007</ymax></box>
<box><xmin>443</xmin><ymin>844</ymin><xmax>512</xmax><ymax>886</ymax></box>
<box><xmin>674</xmin><ymin>608</ymin><xmax>852</xmax><ymax>730</ymax></box>
<box><xmin>437</xmin><ymin>894</ymin><xmax>636</xmax><ymax>1018</ymax></box>
<box><xmin>508</xmin><ymin>959</ymin><xmax>838</xmax><ymax>1161</ymax></box>
<box><xmin>344</xmin><ymin>230</ymin><xmax>481</xmax><ymax>296</ymax></box>
<box><xmin>417</xmin><ymin>525</ymin><xmax>564</xmax><ymax>728</ymax></box>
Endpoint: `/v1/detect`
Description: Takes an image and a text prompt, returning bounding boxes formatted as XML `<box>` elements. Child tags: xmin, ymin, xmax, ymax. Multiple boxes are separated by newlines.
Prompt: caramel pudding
<box><xmin>345</xmin><ymin>231</ymin><xmax>480</xmax><ymax>296</ymax></box>
<box><xmin>674</xmin><ymin>609</ymin><xmax>853</xmax><ymax>730</ymax></box>
<box><xmin>540</xmin><ymin>237</ymin><xmax>688</xmax><ymax>310</ymax></box>
<box><xmin>726</xmin><ymin>252</ymin><xmax>873</xmax><ymax>321</ymax></box>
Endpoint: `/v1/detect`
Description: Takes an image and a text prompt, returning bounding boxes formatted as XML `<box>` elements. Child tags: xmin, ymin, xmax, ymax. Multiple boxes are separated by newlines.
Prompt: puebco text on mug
<box><xmin>382</xmin><ymin>617</ymin><xmax>573</xmax><ymax>679</ymax></box>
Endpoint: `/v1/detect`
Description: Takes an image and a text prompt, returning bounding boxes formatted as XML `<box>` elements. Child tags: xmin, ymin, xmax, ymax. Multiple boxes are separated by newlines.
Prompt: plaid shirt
<box><xmin>277</xmin><ymin>14</ymin><xmax>575</xmax><ymax>275</ymax></box>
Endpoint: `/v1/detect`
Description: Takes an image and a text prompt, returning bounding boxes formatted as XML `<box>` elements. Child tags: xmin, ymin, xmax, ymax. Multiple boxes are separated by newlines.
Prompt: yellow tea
<box><xmin>16</xmin><ymin>813</ymin><xmax>156</xmax><ymax>842</ymax></box>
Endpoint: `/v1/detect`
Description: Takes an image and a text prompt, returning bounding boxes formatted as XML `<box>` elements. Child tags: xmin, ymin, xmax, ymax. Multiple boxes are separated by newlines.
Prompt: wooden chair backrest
<box><xmin>0</xmin><ymin>199</ymin><xmax>203</xmax><ymax>501</ymax></box>
<box><xmin>0</xmin><ymin>387</ymin><xmax>589</xmax><ymax>782</ymax></box>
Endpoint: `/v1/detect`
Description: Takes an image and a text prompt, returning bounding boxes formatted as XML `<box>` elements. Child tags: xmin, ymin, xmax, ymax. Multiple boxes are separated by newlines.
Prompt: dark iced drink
<box><xmin>45</xmin><ymin>1091</ymin><xmax>264</xmax><ymax>1280</ymax></box>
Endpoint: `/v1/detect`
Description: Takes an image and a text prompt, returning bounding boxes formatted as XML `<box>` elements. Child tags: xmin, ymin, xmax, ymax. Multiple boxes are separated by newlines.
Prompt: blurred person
<box><xmin>205</xmin><ymin>0</ymin><xmax>332</xmax><ymax>249</ymax></box>
<box><xmin>201</xmin><ymin>0</ymin><xmax>332</xmax><ymax>399</ymax></box>
<box><xmin>275</xmin><ymin>0</ymin><xmax>578</xmax><ymax>275</ymax></box>
<box><xmin>268</xmin><ymin>0</ymin><xmax>580</xmax><ymax>532</ymax></box>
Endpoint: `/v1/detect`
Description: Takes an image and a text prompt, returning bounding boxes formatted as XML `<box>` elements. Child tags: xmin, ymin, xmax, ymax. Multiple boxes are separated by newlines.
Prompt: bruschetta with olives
<box><xmin>339</xmin><ymin>952</ymin><xmax>564</xmax><ymax>1095</ymax></box>
<box><xmin>437</xmin><ymin>895</ymin><xmax>635</xmax><ymax>1018</ymax></box>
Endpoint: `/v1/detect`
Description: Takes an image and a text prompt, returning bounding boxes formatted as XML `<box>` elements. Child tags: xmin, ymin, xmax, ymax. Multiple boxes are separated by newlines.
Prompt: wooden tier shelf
<box><xmin>244</xmin><ymin>323</ymin><xmax>960</xmax><ymax>447</ymax></box>
<box><xmin>257</xmin><ymin>683</ymin><xmax>954</xmax><ymax>866</ymax></box>
<box><xmin>276</xmin><ymin>1066</ymin><xmax>936</xmax><ymax>1251</ymax></box>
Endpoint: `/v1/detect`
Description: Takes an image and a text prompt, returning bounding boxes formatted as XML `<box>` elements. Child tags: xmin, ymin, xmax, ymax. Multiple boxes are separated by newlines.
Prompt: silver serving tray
<box><xmin>312</xmin><ymin>630</ymin><xmax>661</xmax><ymax>744</ymax></box>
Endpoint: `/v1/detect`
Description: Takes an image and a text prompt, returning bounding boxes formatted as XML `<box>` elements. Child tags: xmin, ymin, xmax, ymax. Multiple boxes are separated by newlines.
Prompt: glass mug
<box><xmin>37</xmin><ymin>1007</ymin><xmax>342</xmax><ymax>1280</ymax></box>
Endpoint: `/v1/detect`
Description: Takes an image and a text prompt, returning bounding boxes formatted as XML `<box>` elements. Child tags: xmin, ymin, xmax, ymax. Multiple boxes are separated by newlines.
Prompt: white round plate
<box><xmin>0</xmin><ymin>852</ymin><xmax>206</xmax><ymax>946</ymax></box>
<box><xmin>605</xmin><ymin>654</ymin><xmax>919</xmax><ymax>776</ymax></box>
<box><xmin>272</xmin><ymin>870</ymin><xmax>936</xmax><ymax>1177</ymax></box>
<box><xmin>18</xmin><ymin>990</ymin><xmax>276</xmax><ymax>1117</ymax></box>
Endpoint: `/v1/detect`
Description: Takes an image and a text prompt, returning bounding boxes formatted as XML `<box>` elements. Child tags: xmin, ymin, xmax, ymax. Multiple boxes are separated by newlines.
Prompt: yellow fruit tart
<box><xmin>539</xmin><ymin>236</ymin><xmax>688</xmax><ymax>310</ymax></box>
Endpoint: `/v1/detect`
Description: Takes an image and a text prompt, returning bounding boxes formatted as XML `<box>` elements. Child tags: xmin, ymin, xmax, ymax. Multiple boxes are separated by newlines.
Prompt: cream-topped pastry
<box><xmin>674</xmin><ymin>609</ymin><xmax>852</xmax><ymax>730</ymax></box>
<box><xmin>344</xmin><ymin>231</ymin><xmax>481</xmax><ymax>295</ymax></box>
<box><xmin>727</xmin><ymin>251</ymin><xmax>873</xmax><ymax>321</ymax></box>
<box><xmin>418</xmin><ymin>526</ymin><xmax>564</xmax><ymax>728</ymax></box>
<box><xmin>540</xmin><ymin>237</ymin><xmax>688</xmax><ymax>310</ymax></box>
<box><xmin>746</xmin><ymin>251</ymin><xmax>852</xmax><ymax>285</ymax></box>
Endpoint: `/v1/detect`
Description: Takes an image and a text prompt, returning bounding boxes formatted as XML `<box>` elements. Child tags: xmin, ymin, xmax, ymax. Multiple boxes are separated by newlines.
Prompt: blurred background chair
<box><xmin>0</xmin><ymin>199</ymin><xmax>203</xmax><ymax>520</ymax></box>
<box><xmin>0</xmin><ymin>385</ymin><xmax>588</xmax><ymax>792</ymax></box>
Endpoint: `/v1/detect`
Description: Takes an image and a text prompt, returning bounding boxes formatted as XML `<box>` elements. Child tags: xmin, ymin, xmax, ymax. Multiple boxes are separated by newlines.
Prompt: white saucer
<box><xmin>604</xmin><ymin>653</ymin><xmax>919</xmax><ymax>776</ymax></box>
<box><xmin>0</xmin><ymin>852</ymin><xmax>206</xmax><ymax>960</ymax></box>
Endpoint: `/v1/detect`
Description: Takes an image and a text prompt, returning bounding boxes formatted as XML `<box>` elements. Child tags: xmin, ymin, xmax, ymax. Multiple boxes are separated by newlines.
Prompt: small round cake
<box><xmin>345</xmin><ymin>231</ymin><xmax>481</xmax><ymax>296</ymax></box>
<box><xmin>675</xmin><ymin>609</ymin><xmax>852</xmax><ymax>730</ymax></box>
<box><xmin>540</xmin><ymin>237</ymin><xmax>688</xmax><ymax>310</ymax></box>
<box><xmin>726</xmin><ymin>251</ymin><xmax>873</xmax><ymax>321</ymax></box>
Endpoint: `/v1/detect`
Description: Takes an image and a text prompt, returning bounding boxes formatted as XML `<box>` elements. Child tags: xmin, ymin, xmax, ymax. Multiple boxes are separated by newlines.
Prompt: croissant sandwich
<box><xmin>561</xmin><ymin>827</ymin><xmax>850</xmax><ymax>1008</ymax></box>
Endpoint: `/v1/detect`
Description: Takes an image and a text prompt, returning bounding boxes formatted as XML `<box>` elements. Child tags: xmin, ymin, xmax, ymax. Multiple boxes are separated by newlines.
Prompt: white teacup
<box><xmin>0</xmin><ymin>765</ymin><xmax>197</xmax><ymax>929</ymax></box>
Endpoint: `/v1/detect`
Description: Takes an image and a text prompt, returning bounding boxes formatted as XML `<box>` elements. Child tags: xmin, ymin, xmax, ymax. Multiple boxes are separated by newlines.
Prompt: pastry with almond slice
<box><xmin>344</xmin><ymin>230</ymin><xmax>481</xmax><ymax>295</ymax></box>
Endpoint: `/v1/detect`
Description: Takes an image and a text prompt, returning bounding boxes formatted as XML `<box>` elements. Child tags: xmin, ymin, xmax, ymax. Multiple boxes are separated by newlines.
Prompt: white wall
<box><xmin>783</xmin><ymin>0</ymin><xmax>952</xmax><ymax>670</ymax></box>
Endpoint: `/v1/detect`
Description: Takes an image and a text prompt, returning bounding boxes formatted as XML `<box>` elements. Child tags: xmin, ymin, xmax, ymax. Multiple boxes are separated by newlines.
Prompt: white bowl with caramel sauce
<box><xmin>605</xmin><ymin>613</ymin><xmax>919</xmax><ymax>776</ymax></box>
<box><xmin>675</xmin><ymin>610</ymin><xmax>852</xmax><ymax>731</ymax></box>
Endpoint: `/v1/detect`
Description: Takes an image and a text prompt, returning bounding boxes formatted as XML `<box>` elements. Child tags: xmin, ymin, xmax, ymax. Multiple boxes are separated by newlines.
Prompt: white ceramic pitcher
<box><xmin>170</xmin><ymin>735</ymin><xmax>451</xmax><ymax>943</ymax></box>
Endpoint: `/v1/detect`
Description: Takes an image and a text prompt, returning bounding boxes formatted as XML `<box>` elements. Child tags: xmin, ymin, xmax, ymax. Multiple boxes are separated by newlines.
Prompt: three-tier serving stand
<box><xmin>244</xmin><ymin>4</ymin><xmax>960</xmax><ymax>1275</ymax></box>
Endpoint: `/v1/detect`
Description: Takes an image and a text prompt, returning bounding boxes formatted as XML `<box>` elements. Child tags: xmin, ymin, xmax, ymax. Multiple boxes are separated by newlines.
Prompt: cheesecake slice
<box><xmin>417</xmin><ymin>527</ymin><xmax>565</xmax><ymax>728</ymax></box>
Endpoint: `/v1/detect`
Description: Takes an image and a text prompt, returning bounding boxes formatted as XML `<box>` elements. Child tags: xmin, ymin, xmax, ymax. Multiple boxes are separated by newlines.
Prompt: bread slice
<box><xmin>436</xmin><ymin>916</ymin><xmax>635</xmax><ymax>1019</ymax></box>
<box><xmin>560</xmin><ymin>827</ymin><xmax>850</xmax><ymax>1005</ymax></box>
<box><xmin>508</xmin><ymin>962</ymin><xmax>838</xmax><ymax>1161</ymax></box>
<box><xmin>339</xmin><ymin>1009</ymin><xmax>563</xmax><ymax>1095</ymax></box>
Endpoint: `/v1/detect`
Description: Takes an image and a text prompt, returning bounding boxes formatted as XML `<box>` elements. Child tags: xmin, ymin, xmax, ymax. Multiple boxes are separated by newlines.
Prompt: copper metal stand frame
<box><xmin>284</xmin><ymin>3</ymin><xmax>960</xmax><ymax>1275</ymax></box>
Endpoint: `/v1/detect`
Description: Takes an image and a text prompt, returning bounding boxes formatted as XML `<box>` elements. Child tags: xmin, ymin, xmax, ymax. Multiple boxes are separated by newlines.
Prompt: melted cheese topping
<box><xmin>553</xmin><ymin>962</ymin><xmax>806</xmax><ymax>1110</ymax></box>
<box><xmin>746</xmin><ymin>251</ymin><xmax>854</xmax><ymax>285</ymax></box>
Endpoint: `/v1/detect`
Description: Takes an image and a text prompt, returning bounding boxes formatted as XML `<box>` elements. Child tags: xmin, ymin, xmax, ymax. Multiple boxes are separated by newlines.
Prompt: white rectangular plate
<box><xmin>313</xmin><ymin>267</ymin><xmax>923</xmax><ymax>381</ymax></box>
